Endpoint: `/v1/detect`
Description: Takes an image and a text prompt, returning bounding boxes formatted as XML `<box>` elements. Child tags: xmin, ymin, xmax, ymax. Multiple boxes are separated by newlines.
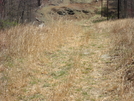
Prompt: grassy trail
<box><xmin>1</xmin><ymin>18</ymin><xmax>134</xmax><ymax>101</ymax></box>
<box><xmin>32</xmin><ymin>26</ymin><xmax>112</xmax><ymax>101</ymax></box>
<box><xmin>0</xmin><ymin>21</ymin><xmax>112</xmax><ymax>101</ymax></box>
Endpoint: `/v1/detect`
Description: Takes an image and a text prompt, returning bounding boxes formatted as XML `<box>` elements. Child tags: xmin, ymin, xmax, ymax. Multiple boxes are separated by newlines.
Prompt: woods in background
<box><xmin>102</xmin><ymin>0</ymin><xmax>134</xmax><ymax>19</ymax></box>
<box><xmin>119</xmin><ymin>0</ymin><xmax>134</xmax><ymax>18</ymax></box>
<box><xmin>0</xmin><ymin>0</ymin><xmax>43</xmax><ymax>23</ymax></box>
<box><xmin>0</xmin><ymin>0</ymin><xmax>134</xmax><ymax>26</ymax></box>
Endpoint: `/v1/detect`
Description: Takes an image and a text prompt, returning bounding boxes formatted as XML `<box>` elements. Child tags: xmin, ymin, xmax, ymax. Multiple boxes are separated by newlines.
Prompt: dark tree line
<box><xmin>119</xmin><ymin>0</ymin><xmax>134</xmax><ymax>18</ymax></box>
<box><xmin>0</xmin><ymin>0</ymin><xmax>5</xmax><ymax>19</ymax></box>
<box><xmin>0</xmin><ymin>0</ymin><xmax>43</xmax><ymax>23</ymax></box>
<box><xmin>1</xmin><ymin>0</ymin><xmax>134</xmax><ymax>23</ymax></box>
<box><xmin>101</xmin><ymin>0</ymin><xmax>134</xmax><ymax>19</ymax></box>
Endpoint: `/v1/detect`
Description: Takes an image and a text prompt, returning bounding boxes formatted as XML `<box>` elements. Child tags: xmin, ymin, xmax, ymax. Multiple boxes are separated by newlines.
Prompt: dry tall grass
<box><xmin>0</xmin><ymin>19</ymin><xmax>84</xmax><ymax>101</ymax></box>
<box><xmin>6</xmin><ymin>20</ymin><xmax>82</xmax><ymax>58</ymax></box>
<box><xmin>0</xmin><ymin>17</ymin><xmax>134</xmax><ymax>101</ymax></box>
<box><xmin>96</xmin><ymin>19</ymin><xmax>134</xmax><ymax>101</ymax></box>
<box><xmin>111</xmin><ymin>19</ymin><xmax>134</xmax><ymax>101</ymax></box>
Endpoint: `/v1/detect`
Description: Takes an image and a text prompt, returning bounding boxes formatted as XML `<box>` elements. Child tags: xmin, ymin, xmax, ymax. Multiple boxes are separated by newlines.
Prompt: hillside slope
<box><xmin>0</xmin><ymin>1</ymin><xmax>134</xmax><ymax>101</ymax></box>
<box><xmin>0</xmin><ymin>18</ymin><xmax>134</xmax><ymax>101</ymax></box>
<box><xmin>35</xmin><ymin>1</ymin><xmax>101</xmax><ymax>22</ymax></box>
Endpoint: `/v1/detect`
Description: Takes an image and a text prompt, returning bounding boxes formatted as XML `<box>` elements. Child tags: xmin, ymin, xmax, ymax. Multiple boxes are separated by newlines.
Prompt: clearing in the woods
<box><xmin>0</xmin><ymin>1</ymin><xmax>134</xmax><ymax>101</ymax></box>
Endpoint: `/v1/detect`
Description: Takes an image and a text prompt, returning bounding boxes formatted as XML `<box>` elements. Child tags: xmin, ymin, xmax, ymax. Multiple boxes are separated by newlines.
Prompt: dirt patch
<box><xmin>36</xmin><ymin>2</ymin><xmax>101</xmax><ymax>21</ymax></box>
<box><xmin>50</xmin><ymin>6</ymin><xmax>93</xmax><ymax>19</ymax></box>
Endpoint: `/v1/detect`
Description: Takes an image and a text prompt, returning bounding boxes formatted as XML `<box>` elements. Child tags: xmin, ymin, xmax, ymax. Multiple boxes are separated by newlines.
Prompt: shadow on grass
<box><xmin>92</xmin><ymin>18</ymin><xmax>107</xmax><ymax>23</ymax></box>
<box><xmin>0</xmin><ymin>20</ymin><xmax>18</xmax><ymax>30</ymax></box>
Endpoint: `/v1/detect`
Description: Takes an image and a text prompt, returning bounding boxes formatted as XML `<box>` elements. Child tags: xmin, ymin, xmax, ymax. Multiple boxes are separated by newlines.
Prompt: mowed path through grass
<box><xmin>48</xmin><ymin>29</ymin><xmax>111</xmax><ymax>101</ymax></box>
<box><xmin>0</xmin><ymin>20</ymin><xmax>115</xmax><ymax>101</ymax></box>
<box><xmin>21</xmin><ymin>26</ymin><xmax>111</xmax><ymax>101</ymax></box>
<box><xmin>2</xmin><ymin>19</ymin><xmax>134</xmax><ymax>101</ymax></box>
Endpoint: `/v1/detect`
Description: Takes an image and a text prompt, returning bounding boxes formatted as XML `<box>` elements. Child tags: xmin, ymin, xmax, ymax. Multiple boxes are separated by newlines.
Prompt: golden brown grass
<box><xmin>0</xmin><ymin>19</ymin><xmax>85</xmax><ymax>101</ymax></box>
<box><xmin>6</xmin><ymin>20</ymin><xmax>82</xmax><ymax>57</ymax></box>
<box><xmin>110</xmin><ymin>19</ymin><xmax>134</xmax><ymax>101</ymax></box>
<box><xmin>96</xmin><ymin>18</ymin><xmax>134</xmax><ymax>101</ymax></box>
<box><xmin>0</xmin><ymin>18</ymin><xmax>134</xmax><ymax>101</ymax></box>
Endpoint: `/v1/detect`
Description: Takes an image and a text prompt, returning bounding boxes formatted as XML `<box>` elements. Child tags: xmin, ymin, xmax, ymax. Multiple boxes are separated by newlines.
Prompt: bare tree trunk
<box><xmin>38</xmin><ymin>0</ymin><xmax>41</xmax><ymax>6</ymax></box>
<box><xmin>101</xmin><ymin>0</ymin><xmax>103</xmax><ymax>17</ymax></box>
<box><xmin>21</xmin><ymin>0</ymin><xmax>26</xmax><ymax>23</ymax></box>
<box><xmin>117</xmin><ymin>0</ymin><xmax>120</xmax><ymax>19</ymax></box>
<box><xmin>124</xmin><ymin>0</ymin><xmax>127</xmax><ymax>18</ymax></box>
<box><xmin>107</xmin><ymin>0</ymin><xmax>109</xmax><ymax>20</ymax></box>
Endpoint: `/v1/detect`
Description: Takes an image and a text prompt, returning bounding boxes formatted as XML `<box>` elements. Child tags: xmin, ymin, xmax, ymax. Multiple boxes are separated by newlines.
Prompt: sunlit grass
<box><xmin>0</xmin><ymin>17</ymin><xmax>134</xmax><ymax>101</ymax></box>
